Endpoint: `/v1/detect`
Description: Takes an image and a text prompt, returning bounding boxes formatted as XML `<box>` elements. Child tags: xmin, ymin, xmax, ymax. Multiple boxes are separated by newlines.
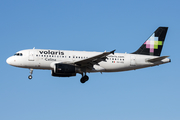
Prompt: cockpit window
<box><xmin>14</xmin><ymin>53</ymin><xmax>23</xmax><ymax>56</ymax></box>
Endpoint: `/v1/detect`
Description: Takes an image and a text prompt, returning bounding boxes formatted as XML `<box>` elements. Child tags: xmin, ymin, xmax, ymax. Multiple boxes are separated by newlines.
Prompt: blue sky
<box><xmin>1</xmin><ymin>0</ymin><xmax>180</xmax><ymax>120</ymax></box>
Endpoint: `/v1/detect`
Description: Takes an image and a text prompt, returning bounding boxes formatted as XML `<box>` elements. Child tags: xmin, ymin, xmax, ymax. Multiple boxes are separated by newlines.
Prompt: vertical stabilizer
<box><xmin>132</xmin><ymin>27</ymin><xmax>168</xmax><ymax>56</ymax></box>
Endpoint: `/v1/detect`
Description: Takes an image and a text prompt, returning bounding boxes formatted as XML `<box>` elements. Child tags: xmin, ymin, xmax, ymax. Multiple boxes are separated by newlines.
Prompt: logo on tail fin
<box><xmin>143</xmin><ymin>33</ymin><xmax>163</xmax><ymax>55</ymax></box>
<box><xmin>132</xmin><ymin>27</ymin><xmax>168</xmax><ymax>56</ymax></box>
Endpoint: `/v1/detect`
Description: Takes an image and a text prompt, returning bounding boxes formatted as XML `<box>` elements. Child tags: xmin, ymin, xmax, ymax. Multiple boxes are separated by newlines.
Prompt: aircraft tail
<box><xmin>132</xmin><ymin>27</ymin><xmax>168</xmax><ymax>56</ymax></box>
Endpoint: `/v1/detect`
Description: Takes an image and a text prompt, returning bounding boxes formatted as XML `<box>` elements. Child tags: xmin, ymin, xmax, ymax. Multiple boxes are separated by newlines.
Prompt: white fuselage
<box><xmin>6</xmin><ymin>49</ymin><xmax>170</xmax><ymax>73</ymax></box>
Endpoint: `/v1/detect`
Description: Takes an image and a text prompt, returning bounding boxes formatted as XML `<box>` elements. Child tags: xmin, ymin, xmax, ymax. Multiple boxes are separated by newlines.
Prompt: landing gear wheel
<box><xmin>80</xmin><ymin>75</ymin><xmax>89</xmax><ymax>83</ymax></box>
<box><xmin>28</xmin><ymin>75</ymin><xmax>32</xmax><ymax>79</ymax></box>
<box><xmin>84</xmin><ymin>75</ymin><xmax>89</xmax><ymax>81</ymax></box>
<box><xmin>80</xmin><ymin>78</ymin><xmax>86</xmax><ymax>83</ymax></box>
<box><xmin>28</xmin><ymin>69</ymin><xmax>33</xmax><ymax>80</ymax></box>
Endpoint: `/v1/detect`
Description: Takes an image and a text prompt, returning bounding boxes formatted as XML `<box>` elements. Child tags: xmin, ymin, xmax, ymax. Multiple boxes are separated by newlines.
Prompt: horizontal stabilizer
<box><xmin>147</xmin><ymin>56</ymin><xmax>169</xmax><ymax>62</ymax></box>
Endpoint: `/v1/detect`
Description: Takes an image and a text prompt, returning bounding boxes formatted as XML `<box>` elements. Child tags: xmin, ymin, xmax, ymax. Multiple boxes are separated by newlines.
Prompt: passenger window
<box><xmin>14</xmin><ymin>53</ymin><xmax>22</xmax><ymax>56</ymax></box>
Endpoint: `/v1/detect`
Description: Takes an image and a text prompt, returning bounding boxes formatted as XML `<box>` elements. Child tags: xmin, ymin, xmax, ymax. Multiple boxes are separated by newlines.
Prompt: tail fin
<box><xmin>132</xmin><ymin>27</ymin><xmax>168</xmax><ymax>56</ymax></box>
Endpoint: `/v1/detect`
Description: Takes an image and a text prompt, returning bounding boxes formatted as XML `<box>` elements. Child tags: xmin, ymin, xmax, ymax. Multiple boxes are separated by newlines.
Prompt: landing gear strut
<box><xmin>28</xmin><ymin>69</ymin><xmax>33</xmax><ymax>80</ymax></box>
<box><xmin>80</xmin><ymin>73</ymin><xmax>89</xmax><ymax>83</ymax></box>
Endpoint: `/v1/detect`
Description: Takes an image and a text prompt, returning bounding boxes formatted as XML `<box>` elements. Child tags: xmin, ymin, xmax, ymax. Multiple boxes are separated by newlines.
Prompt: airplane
<box><xmin>6</xmin><ymin>27</ymin><xmax>171</xmax><ymax>83</ymax></box>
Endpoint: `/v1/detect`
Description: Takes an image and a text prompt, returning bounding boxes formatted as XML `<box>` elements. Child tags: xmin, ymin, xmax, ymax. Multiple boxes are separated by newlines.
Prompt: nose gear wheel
<box><xmin>28</xmin><ymin>69</ymin><xmax>33</xmax><ymax>80</ymax></box>
<box><xmin>28</xmin><ymin>75</ymin><xmax>32</xmax><ymax>79</ymax></box>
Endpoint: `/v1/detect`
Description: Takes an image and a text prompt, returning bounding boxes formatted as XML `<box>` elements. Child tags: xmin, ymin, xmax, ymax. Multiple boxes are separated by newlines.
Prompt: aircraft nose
<box><xmin>6</xmin><ymin>57</ymin><xmax>13</xmax><ymax>65</ymax></box>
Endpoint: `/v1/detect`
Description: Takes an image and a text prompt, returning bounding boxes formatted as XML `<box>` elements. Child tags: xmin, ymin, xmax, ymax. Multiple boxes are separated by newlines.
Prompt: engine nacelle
<box><xmin>51</xmin><ymin>63</ymin><xmax>76</xmax><ymax>77</ymax></box>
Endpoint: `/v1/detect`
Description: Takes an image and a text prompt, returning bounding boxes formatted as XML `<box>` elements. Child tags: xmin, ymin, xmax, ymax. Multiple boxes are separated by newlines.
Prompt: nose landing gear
<box><xmin>80</xmin><ymin>73</ymin><xmax>89</xmax><ymax>83</ymax></box>
<box><xmin>28</xmin><ymin>69</ymin><xmax>33</xmax><ymax>80</ymax></box>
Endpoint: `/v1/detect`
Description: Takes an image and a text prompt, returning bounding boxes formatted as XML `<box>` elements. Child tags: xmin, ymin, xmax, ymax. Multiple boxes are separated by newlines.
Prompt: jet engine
<box><xmin>51</xmin><ymin>63</ymin><xmax>76</xmax><ymax>77</ymax></box>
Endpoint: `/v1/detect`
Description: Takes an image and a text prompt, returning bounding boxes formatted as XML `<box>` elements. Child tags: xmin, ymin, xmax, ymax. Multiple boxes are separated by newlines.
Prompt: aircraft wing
<box><xmin>74</xmin><ymin>50</ymin><xmax>115</xmax><ymax>68</ymax></box>
<box><xmin>147</xmin><ymin>56</ymin><xmax>169</xmax><ymax>62</ymax></box>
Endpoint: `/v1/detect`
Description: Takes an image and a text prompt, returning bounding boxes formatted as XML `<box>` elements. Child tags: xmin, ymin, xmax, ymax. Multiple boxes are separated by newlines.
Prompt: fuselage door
<box><xmin>28</xmin><ymin>50</ymin><xmax>34</xmax><ymax>61</ymax></box>
<box><xmin>130</xmin><ymin>56</ymin><xmax>136</xmax><ymax>66</ymax></box>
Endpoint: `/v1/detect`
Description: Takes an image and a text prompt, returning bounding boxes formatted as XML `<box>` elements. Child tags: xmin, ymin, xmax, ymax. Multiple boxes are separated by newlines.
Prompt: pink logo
<box><xmin>144</xmin><ymin>33</ymin><xmax>162</xmax><ymax>53</ymax></box>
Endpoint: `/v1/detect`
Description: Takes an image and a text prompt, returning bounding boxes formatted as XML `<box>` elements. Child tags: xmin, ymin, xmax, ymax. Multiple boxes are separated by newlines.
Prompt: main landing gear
<box><xmin>80</xmin><ymin>73</ymin><xmax>89</xmax><ymax>83</ymax></box>
<box><xmin>28</xmin><ymin>69</ymin><xmax>33</xmax><ymax>80</ymax></box>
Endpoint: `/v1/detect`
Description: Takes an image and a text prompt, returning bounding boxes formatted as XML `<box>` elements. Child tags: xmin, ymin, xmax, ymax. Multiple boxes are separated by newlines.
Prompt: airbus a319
<box><xmin>6</xmin><ymin>27</ymin><xmax>171</xmax><ymax>83</ymax></box>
